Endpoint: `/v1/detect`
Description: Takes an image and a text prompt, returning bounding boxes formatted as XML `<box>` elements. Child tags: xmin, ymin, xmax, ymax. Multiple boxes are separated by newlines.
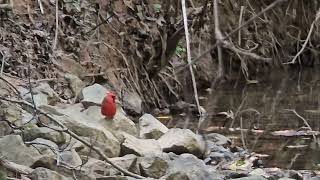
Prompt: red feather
<box><xmin>101</xmin><ymin>92</ymin><xmax>117</xmax><ymax>119</ymax></box>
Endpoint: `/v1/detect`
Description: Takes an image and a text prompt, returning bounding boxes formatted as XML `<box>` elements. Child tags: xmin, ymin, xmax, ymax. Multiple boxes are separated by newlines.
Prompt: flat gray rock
<box><xmin>138</xmin><ymin>153</ymin><xmax>170</xmax><ymax>178</ymax></box>
<box><xmin>23</xmin><ymin>127</ymin><xmax>69</xmax><ymax>145</ymax></box>
<box><xmin>139</xmin><ymin>114</ymin><xmax>168</xmax><ymax>140</ymax></box>
<box><xmin>234</xmin><ymin>176</ymin><xmax>268</xmax><ymax>180</ymax></box>
<box><xmin>64</xmin><ymin>73</ymin><xmax>86</xmax><ymax>96</ymax></box>
<box><xmin>121</xmin><ymin>132</ymin><xmax>162</xmax><ymax>156</ymax></box>
<box><xmin>205</xmin><ymin>133</ymin><xmax>231</xmax><ymax>146</ymax></box>
<box><xmin>165</xmin><ymin>154</ymin><xmax>223</xmax><ymax>180</ymax></box>
<box><xmin>0</xmin><ymin>121</ymin><xmax>13</xmax><ymax>137</ymax></box>
<box><xmin>31</xmin><ymin>167</ymin><xmax>71</xmax><ymax>180</ymax></box>
<box><xmin>0</xmin><ymin>135</ymin><xmax>43</xmax><ymax>167</ymax></box>
<box><xmin>84</xmin><ymin>105</ymin><xmax>138</xmax><ymax>141</ymax></box>
<box><xmin>122</xmin><ymin>90</ymin><xmax>143</xmax><ymax>115</ymax></box>
<box><xmin>40</xmin><ymin>104</ymin><xmax>121</xmax><ymax>158</ymax></box>
<box><xmin>22</xmin><ymin>83</ymin><xmax>60</xmax><ymax>107</ymax></box>
<box><xmin>80</xmin><ymin>83</ymin><xmax>109</xmax><ymax>107</ymax></box>
<box><xmin>28</xmin><ymin>138</ymin><xmax>58</xmax><ymax>157</ymax></box>
<box><xmin>82</xmin><ymin>154</ymin><xmax>140</xmax><ymax>178</ymax></box>
<box><xmin>58</xmin><ymin>149</ymin><xmax>82</xmax><ymax>167</ymax></box>
<box><xmin>158</xmin><ymin>128</ymin><xmax>205</xmax><ymax>158</ymax></box>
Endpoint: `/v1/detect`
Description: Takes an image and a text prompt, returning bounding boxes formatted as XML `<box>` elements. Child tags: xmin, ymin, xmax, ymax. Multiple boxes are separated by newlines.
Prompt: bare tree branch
<box><xmin>0</xmin><ymin>156</ymin><xmax>33</xmax><ymax>175</ymax></box>
<box><xmin>176</xmin><ymin>0</ymin><xmax>287</xmax><ymax>73</ymax></box>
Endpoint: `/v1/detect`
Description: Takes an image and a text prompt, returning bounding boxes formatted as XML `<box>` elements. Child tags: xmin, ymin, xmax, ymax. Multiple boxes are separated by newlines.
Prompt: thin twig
<box><xmin>230</xmin><ymin>94</ymin><xmax>247</xmax><ymax>128</ymax></box>
<box><xmin>0</xmin><ymin>51</ymin><xmax>5</xmax><ymax>76</ymax></box>
<box><xmin>27</xmin><ymin>78</ymin><xmax>57</xmax><ymax>83</ymax></box>
<box><xmin>27</xmin><ymin>54</ymin><xmax>37</xmax><ymax>119</ymax></box>
<box><xmin>37</xmin><ymin>0</ymin><xmax>44</xmax><ymax>14</ymax></box>
<box><xmin>238</xmin><ymin>6</ymin><xmax>245</xmax><ymax>46</ymax></box>
<box><xmin>53</xmin><ymin>0</ymin><xmax>59</xmax><ymax>50</ymax></box>
<box><xmin>288</xmin><ymin>153</ymin><xmax>301</xmax><ymax>169</ymax></box>
<box><xmin>86</xmin><ymin>14</ymin><xmax>115</xmax><ymax>34</ymax></box>
<box><xmin>224</xmin><ymin>41</ymin><xmax>272</xmax><ymax>62</ymax></box>
<box><xmin>240</xmin><ymin>117</ymin><xmax>247</xmax><ymax>149</ymax></box>
<box><xmin>25</xmin><ymin>141</ymin><xmax>58</xmax><ymax>155</ymax></box>
<box><xmin>284</xmin><ymin>109</ymin><xmax>318</xmax><ymax>144</ymax></box>
<box><xmin>158</xmin><ymin>74</ymin><xmax>179</xmax><ymax>99</ymax></box>
<box><xmin>283</xmin><ymin>9</ymin><xmax>320</xmax><ymax>64</ymax></box>
<box><xmin>181</xmin><ymin>0</ymin><xmax>202</xmax><ymax>117</ymax></box>
<box><xmin>0</xmin><ymin>76</ymin><xmax>21</xmax><ymax>98</ymax></box>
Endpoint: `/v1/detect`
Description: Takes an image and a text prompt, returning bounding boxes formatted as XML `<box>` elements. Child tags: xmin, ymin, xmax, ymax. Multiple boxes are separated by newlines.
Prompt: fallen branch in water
<box><xmin>283</xmin><ymin>109</ymin><xmax>318</xmax><ymax>144</ymax></box>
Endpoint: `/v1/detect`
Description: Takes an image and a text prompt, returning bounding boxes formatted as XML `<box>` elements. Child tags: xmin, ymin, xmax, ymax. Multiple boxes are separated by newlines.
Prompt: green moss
<box><xmin>0</xmin><ymin>172</ymin><xmax>6</xmax><ymax>180</ymax></box>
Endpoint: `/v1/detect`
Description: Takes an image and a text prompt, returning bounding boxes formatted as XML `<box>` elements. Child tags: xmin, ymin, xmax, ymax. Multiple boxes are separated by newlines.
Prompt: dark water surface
<box><xmin>170</xmin><ymin>68</ymin><xmax>320</xmax><ymax>170</ymax></box>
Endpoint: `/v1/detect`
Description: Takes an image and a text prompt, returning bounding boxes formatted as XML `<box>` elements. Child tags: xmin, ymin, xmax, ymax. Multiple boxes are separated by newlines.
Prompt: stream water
<box><xmin>168</xmin><ymin>67</ymin><xmax>320</xmax><ymax>170</ymax></box>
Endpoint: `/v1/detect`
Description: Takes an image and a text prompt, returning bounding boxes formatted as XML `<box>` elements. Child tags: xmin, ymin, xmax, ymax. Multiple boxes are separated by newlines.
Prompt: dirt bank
<box><xmin>1</xmin><ymin>0</ymin><xmax>319</xmax><ymax>109</ymax></box>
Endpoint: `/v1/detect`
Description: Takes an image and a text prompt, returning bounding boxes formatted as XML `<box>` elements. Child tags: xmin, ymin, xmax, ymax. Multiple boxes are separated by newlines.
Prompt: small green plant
<box><xmin>235</xmin><ymin>159</ymin><xmax>245</xmax><ymax>166</ymax></box>
<box><xmin>23</xmin><ymin>123</ymin><xmax>36</xmax><ymax>130</ymax></box>
<box><xmin>175</xmin><ymin>44</ymin><xmax>186</xmax><ymax>58</ymax></box>
<box><xmin>153</xmin><ymin>4</ymin><xmax>162</xmax><ymax>13</ymax></box>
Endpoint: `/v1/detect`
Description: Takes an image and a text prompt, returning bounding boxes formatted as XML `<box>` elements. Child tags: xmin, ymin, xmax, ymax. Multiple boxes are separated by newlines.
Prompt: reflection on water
<box><xmin>167</xmin><ymin>68</ymin><xmax>320</xmax><ymax>170</ymax></box>
<box><xmin>204</xmin><ymin>68</ymin><xmax>320</xmax><ymax>170</ymax></box>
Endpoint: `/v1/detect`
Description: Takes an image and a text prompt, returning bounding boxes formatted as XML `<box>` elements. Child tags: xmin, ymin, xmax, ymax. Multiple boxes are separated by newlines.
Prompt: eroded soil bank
<box><xmin>1</xmin><ymin>0</ymin><xmax>320</xmax><ymax>108</ymax></box>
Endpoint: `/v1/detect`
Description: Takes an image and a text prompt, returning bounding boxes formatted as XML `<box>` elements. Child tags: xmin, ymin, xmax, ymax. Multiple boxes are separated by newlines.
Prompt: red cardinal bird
<box><xmin>101</xmin><ymin>92</ymin><xmax>117</xmax><ymax>119</ymax></box>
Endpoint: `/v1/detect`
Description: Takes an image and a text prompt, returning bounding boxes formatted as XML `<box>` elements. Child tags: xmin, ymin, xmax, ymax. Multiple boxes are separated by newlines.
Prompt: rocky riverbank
<box><xmin>0</xmin><ymin>80</ymin><xmax>319</xmax><ymax>180</ymax></box>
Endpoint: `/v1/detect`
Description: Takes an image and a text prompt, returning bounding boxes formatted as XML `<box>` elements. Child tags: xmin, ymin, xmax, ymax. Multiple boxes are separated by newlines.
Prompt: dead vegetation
<box><xmin>0</xmin><ymin>0</ymin><xmax>320</xmax><ymax>110</ymax></box>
